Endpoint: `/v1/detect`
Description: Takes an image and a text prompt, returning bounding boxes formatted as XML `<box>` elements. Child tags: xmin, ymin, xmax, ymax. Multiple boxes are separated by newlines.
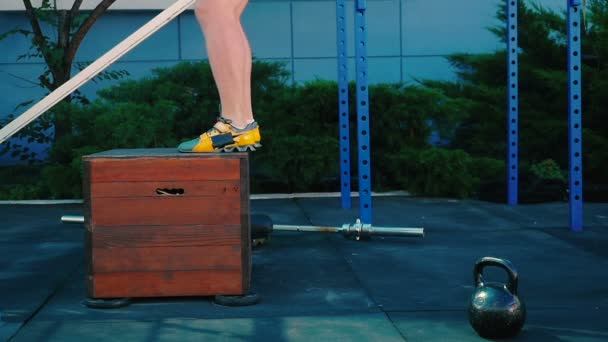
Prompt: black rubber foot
<box><xmin>252</xmin><ymin>237</ymin><xmax>269</xmax><ymax>248</ymax></box>
<box><xmin>213</xmin><ymin>293</ymin><xmax>260</xmax><ymax>307</ymax></box>
<box><xmin>251</xmin><ymin>214</ymin><xmax>273</xmax><ymax>239</ymax></box>
<box><xmin>82</xmin><ymin>297</ymin><xmax>131</xmax><ymax>309</ymax></box>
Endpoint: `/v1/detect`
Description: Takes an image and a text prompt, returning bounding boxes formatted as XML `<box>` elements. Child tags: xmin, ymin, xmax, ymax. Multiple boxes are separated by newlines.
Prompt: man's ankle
<box><xmin>231</xmin><ymin>118</ymin><xmax>255</xmax><ymax>130</ymax></box>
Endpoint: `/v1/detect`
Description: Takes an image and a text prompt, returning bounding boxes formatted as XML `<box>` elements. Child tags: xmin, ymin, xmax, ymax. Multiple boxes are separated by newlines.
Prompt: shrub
<box><xmin>470</xmin><ymin>157</ymin><xmax>506</xmax><ymax>185</ymax></box>
<box><xmin>529</xmin><ymin>159</ymin><xmax>566</xmax><ymax>182</ymax></box>
<box><xmin>382</xmin><ymin>147</ymin><xmax>476</xmax><ymax>198</ymax></box>
<box><xmin>411</xmin><ymin>148</ymin><xmax>476</xmax><ymax>198</ymax></box>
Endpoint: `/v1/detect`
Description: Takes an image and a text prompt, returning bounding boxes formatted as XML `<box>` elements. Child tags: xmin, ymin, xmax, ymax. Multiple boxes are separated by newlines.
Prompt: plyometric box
<box><xmin>83</xmin><ymin>149</ymin><xmax>251</xmax><ymax>299</ymax></box>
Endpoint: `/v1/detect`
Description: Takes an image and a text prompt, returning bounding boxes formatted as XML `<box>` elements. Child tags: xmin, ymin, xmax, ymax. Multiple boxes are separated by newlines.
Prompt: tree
<box><xmin>432</xmin><ymin>0</ymin><xmax>608</xmax><ymax>186</ymax></box>
<box><xmin>1</xmin><ymin>0</ymin><xmax>121</xmax><ymax>161</ymax></box>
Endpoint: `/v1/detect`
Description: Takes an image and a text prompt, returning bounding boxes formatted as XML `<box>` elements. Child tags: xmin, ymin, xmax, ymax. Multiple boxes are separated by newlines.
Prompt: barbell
<box><xmin>61</xmin><ymin>215</ymin><xmax>424</xmax><ymax>240</ymax></box>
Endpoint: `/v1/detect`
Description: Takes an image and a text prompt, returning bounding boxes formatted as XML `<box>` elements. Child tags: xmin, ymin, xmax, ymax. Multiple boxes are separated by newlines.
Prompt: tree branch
<box><xmin>58</xmin><ymin>10</ymin><xmax>69</xmax><ymax>48</ymax></box>
<box><xmin>70</xmin><ymin>0</ymin><xmax>84</xmax><ymax>18</ymax></box>
<box><xmin>22</xmin><ymin>0</ymin><xmax>52</xmax><ymax>67</ymax></box>
<box><xmin>65</xmin><ymin>0</ymin><xmax>116</xmax><ymax>63</ymax></box>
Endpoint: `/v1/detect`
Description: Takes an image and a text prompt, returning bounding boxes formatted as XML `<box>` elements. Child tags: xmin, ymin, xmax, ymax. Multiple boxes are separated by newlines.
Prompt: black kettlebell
<box><xmin>468</xmin><ymin>257</ymin><xmax>526</xmax><ymax>339</ymax></box>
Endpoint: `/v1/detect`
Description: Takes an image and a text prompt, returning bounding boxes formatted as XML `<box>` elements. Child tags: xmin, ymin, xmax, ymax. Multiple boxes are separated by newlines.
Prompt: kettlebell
<box><xmin>468</xmin><ymin>257</ymin><xmax>526</xmax><ymax>339</ymax></box>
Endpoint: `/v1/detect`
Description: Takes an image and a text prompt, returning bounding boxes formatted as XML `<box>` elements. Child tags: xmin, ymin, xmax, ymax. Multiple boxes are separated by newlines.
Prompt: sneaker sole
<box><xmin>220</xmin><ymin>143</ymin><xmax>262</xmax><ymax>153</ymax></box>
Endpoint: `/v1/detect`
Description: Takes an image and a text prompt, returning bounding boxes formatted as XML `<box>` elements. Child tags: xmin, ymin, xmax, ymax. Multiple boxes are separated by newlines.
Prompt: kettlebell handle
<box><xmin>474</xmin><ymin>257</ymin><xmax>519</xmax><ymax>295</ymax></box>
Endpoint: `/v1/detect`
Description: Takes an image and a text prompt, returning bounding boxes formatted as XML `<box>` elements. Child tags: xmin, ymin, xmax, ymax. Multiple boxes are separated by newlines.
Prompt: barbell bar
<box><xmin>61</xmin><ymin>216</ymin><xmax>424</xmax><ymax>240</ymax></box>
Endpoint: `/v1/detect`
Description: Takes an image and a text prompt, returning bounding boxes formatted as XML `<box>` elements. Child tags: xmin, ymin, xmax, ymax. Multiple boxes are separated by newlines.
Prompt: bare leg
<box><xmin>195</xmin><ymin>0</ymin><xmax>253</xmax><ymax>128</ymax></box>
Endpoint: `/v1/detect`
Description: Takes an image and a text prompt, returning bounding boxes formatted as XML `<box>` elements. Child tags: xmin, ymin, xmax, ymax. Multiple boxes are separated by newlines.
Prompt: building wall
<box><xmin>0</xmin><ymin>0</ymin><xmax>564</xmax><ymax>164</ymax></box>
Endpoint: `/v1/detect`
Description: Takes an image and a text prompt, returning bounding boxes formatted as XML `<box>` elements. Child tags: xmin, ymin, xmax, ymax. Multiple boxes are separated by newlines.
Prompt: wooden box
<box><xmin>83</xmin><ymin>149</ymin><xmax>250</xmax><ymax>299</ymax></box>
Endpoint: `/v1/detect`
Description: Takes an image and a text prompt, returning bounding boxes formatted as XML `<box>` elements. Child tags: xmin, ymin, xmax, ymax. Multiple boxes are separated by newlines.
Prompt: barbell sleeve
<box><xmin>273</xmin><ymin>225</ymin><xmax>341</xmax><ymax>233</ymax></box>
<box><xmin>367</xmin><ymin>226</ymin><xmax>425</xmax><ymax>237</ymax></box>
<box><xmin>61</xmin><ymin>215</ymin><xmax>85</xmax><ymax>224</ymax></box>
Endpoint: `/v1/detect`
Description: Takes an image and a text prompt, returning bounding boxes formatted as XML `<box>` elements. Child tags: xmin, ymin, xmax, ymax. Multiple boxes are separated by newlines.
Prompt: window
<box><xmin>0</xmin><ymin>0</ymin><xmax>194</xmax><ymax>11</ymax></box>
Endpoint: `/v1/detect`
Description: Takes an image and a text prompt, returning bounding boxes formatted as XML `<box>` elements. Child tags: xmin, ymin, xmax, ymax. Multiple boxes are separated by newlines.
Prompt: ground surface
<box><xmin>1</xmin><ymin>197</ymin><xmax>607</xmax><ymax>341</ymax></box>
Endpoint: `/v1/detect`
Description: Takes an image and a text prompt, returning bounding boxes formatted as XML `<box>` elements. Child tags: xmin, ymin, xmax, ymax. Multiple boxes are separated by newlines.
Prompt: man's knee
<box><xmin>195</xmin><ymin>0</ymin><xmax>241</xmax><ymax>20</ymax></box>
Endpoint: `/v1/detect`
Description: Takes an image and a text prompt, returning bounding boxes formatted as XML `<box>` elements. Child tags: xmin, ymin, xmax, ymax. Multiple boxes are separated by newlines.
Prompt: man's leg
<box><xmin>196</xmin><ymin>0</ymin><xmax>253</xmax><ymax>127</ymax></box>
<box><xmin>178</xmin><ymin>0</ymin><xmax>260</xmax><ymax>152</ymax></box>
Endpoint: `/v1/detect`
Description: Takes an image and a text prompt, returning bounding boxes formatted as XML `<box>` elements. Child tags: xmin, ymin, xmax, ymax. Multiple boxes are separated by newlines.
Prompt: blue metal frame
<box><xmin>568</xmin><ymin>0</ymin><xmax>583</xmax><ymax>231</ymax></box>
<box><xmin>507</xmin><ymin>0</ymin><xmax>519</xmax><ymax>206</ymax></box>
<box><xmin>355</xmin><ymin>0</ymin><xmax>372</xmax><ymax>224</ymax></box>
<box><xmin>336</xmin><ymin>0</ymin><xmax>351</xmax><ymax>209</ymax></box>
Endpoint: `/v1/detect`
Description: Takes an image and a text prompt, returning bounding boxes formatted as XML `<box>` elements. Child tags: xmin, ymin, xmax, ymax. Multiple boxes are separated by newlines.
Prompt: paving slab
<box><xmin>0</xmin><ymin>204</ymin><xmax>84</xmax><ymax>341</ymax></box>
<box><xmin>328</xmin><ymin>228</ymin><xmax>608</xmax><ymax>311</ymax></box>
<box><xmin>2</xmin><ymin>199</ymin><xmax>607</xmax><ymax>341</ymax></box>
<box><xmin>388</xmin><ymin>308</ymin><xmax>608</xmax><ymax>342</ymax></box>
<box><xmin>12</xmin><ymin>313</ymin><xmax>405</xmax><ymax>342</ymax></box>
<box><xmin>474</xmin><ymin>201</ymin><xmax>608</xmax><ymax>229</ymax></box>
<box><xmin>15</xmin><ymin>230</ymin><xmax>377</xmax><ymax>324</ymax></box>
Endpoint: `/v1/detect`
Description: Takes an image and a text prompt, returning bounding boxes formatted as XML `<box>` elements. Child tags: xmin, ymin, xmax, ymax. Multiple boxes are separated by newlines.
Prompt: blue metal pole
<box><xmin>355</xmin><ymin>0</ymin><xmax>372</xmax><ymax>224</ymax></box>
<box><xmin>568</xmin><ymin>0</ymin><xmax>583</xmax><ymax>232</ymax></box>
<box><xmin>507</xmin><ymin>0</ymin><xmax>519</xmax><ymax>206</ymax></box>
<box><xmin>336</xmin><ymin>0</ymin><xmax>351</xmax><ymax>209</ymax></box>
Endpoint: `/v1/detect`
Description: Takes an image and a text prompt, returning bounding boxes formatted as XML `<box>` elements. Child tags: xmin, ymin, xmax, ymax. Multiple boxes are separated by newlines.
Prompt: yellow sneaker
<box><xmin>178</xmin><ymin>117</ymin><xmax>262</xmax><ymax>153</ymax></box>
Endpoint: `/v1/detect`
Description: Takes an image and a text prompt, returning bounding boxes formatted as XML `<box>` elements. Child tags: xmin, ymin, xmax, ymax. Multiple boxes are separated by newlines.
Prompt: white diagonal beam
<box><xmin>0</xmin><ymin>0</ymin><xmax>196</xmax><ymax>144</ymax></box>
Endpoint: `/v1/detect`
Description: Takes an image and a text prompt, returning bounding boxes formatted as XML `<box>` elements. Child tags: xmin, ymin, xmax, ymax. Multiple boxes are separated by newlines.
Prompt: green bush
<box><xmin>0</xmin><ymin>165</ymin><xmax>45</xmax><ymax>200</ymax></box>
<box><xmin>412</xmin><ymin>148</ymin><xmax>476</xmax><ymax>198</ymax></box>
<box><xmin>41</xmin><ymin>163</ymin><xmax>81</xmax><ymax>199</ymax></box>
<box><xmin>469</xmin><ymin>157</ymin><xmax>506</xmax><ymax>185</ymax></box>
<box><xmin>382</xmin><ymin>147</ymin><xmax>476</xmax><ymax>198</ymax></box>
<box><xmin>375</xmin><ymin>147</ymin><xmax>419</xmax><ymax>191</ymax></box>
<box><xmin>529</xmin><ymin>159</ymin><xmax>566</xmax><ymax>182</ymax></box>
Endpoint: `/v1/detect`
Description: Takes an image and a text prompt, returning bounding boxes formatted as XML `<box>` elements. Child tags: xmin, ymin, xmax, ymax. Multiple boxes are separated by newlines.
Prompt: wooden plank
<box><xmin>0</xmin><ymin>0</ymin><xmax>197</xmax><ymax>144</ymax></box>
<box><xmin>89</xmin><ymin>270</ymin><xmax>245</xmax><ymax>298</ymax></box>
<box><xmin>92</xmin><ymin>246</ymin><xmax>242</xmax><ymax>273</ymax></box>
<box><xmin>90</xmin><ymin>197</ymin><xmax>241</xmax><ymax>226</ymax></box>
<box><xmin>91</xmin><ymin>224</ymin><xmax>242</xmax><ymax>248</ymax></box>
<box><xmin>239</xmin><ymin>157</ymin><xmax>252</xmax><ymax>292</ymax></box>
<box><xmin>88</xmin><ymin>158</ymin><xmax>241</xmax><ymax>183</ymax></box>
<box><xmin>84</xmin><ymin>149</ymin><xmax>247</xmax><ymax>158</ymax></box>
<box><xmin>89</xmin><ymin>180</ymin><xmax>242</xmax><ymax>198</ymax></box>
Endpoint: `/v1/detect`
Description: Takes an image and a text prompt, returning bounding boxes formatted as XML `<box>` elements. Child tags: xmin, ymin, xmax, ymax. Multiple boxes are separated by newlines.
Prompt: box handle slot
<box><xmin>156</xmin><ymin>188</ymin><xmax>185</xmax><ymax>196</ymax></box>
